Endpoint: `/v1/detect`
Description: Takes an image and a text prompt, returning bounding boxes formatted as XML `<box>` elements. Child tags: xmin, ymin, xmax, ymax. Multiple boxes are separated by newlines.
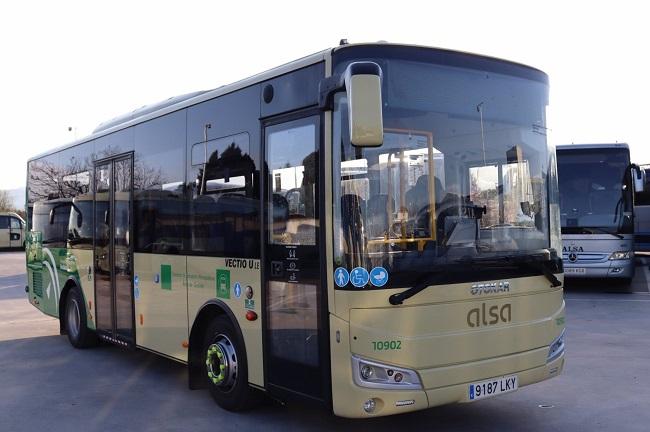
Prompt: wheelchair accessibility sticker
<box><xmin>350</xmin><ymin>267</ymin><xmax>370</xmax><ymax>288</ymax></box>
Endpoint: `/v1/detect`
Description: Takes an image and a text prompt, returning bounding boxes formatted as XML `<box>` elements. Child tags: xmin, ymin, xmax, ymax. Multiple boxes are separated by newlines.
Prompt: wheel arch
<box><xmin>58</xmin><ymin>277</ymin><xmax>85</xmax><ymax>335</ymax></box>
<box><xmin>188</xmin><ymin>300</ymin><xmax>245</xmax><ymax>390</ymax></box>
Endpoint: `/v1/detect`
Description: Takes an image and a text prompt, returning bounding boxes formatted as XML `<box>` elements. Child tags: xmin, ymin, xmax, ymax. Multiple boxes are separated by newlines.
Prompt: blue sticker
<box><xmin>334</xmin><ymin>267</ymin><xmax>350</xmax><ymax>287</ymax></box>
<box><xmin>370</xmin><ymin>267</ymin><xmax>389</xmax><ymax>287</ymax></box>
<box><xmin>350</xmin><ymin>267</ymin><xmax>369</xmax><ymax>288</ymax></box>
<box><xmin>134</xmin><ymin>275</ymin><xmax>140</xmax><ymax>287</ymax></box>
<box><xmin>154</xmin><ymin>273</ymin><xmax>160</xmax><ymax>284</ymax></box>
<box><xmin>134</xmin><ymin>286</ymin><xmax>140</xmax><ymax>300</ymax></box>
<box><xmin>234</xmin><ymin>282</ymin><xmax>242</xmax><ymax>298</ymax></box>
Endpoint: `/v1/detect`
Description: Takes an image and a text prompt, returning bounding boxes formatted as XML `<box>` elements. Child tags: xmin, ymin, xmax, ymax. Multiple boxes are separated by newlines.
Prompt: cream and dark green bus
<box><xmin>25</xmin><ymin>42</ymin><xmax>565</xmax><ymax>418</ymax></box>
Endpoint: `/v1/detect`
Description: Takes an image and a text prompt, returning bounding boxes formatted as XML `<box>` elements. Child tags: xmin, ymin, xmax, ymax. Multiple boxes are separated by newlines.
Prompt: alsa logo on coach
<box><xmin>467</xmin><ymin>303</ymin><xmax>512</xmax><ymax>328</ymax></box>
<box><xmin>563</xmin><ymin>245</ymin><xmax>584</xmax><ymax>252</ymax></box>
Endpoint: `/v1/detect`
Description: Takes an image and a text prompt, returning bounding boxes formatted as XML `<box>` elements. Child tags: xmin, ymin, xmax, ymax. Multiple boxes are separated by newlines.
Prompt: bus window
<box><xmin>32</xmin><ymin>200</ymin><xmax>72</xmax><ymax>248</ymax></box>
<box><xmin>267</xmin><ymin>123</ymin><xmax>318</xmax><ymax>246</ymax></box>
<box><xmin>190</xmin><ymin>132</ymin><xmax>259</xmax><ymax>257</ymax></box>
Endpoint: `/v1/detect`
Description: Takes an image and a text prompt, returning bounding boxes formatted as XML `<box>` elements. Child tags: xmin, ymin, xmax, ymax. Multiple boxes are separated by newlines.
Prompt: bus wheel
<box><xmin>203</xmin><ymin>315</ymin><xmax>256</xmax><ymax>411</ymax></box>
<box><xmin>65</xmin><ymin>287</ymin><xmax>98</xmax><ymax>348</ymax></box>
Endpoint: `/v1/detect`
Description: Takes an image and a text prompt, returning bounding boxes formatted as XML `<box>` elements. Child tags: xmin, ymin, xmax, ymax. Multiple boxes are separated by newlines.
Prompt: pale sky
<box><xmin>1</xmin><ymin>0</ymin><xmax>648</xmax><ymax>190</ymax></box>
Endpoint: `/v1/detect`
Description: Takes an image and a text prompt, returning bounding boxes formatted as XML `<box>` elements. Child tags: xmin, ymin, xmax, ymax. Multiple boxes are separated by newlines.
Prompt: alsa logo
<box><xmin>467</xmin><ymin>303</ymin><xmax>512</xmax><ymax>328</ymax></box>
<box><xmin>471</xmin><ymin>281</ymin><xmax>510</xmax><ymax>296</ymax></box>
<box><xmin>563</xmin><ymin>245</ymin><xmax>584</xmax><ymax>252</ymax></box>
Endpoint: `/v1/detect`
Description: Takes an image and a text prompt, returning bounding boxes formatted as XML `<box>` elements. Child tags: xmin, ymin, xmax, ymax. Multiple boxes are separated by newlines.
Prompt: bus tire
<box><xmin>64</xmin><ymin>287</ymin><xmax>98</xmax><ymax>348</ymax></box>
<box><xmin>203</xmin><ymin>315</ymin><xmax>257</xmax><ymax>411</ymax></box>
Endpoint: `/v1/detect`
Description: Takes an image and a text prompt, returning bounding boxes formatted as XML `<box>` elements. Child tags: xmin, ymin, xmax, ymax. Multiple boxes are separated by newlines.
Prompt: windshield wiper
<box><xmin>388</xmin><ymin>254</ymin><xmax>561</xmax><ymax>306</ymax></box>
<box><xmin>460</xmin><ymin>255</ymin><xmax>562</xmax><ymax>288</ymax></box>
<box><xmin>389</xmin><ymin>272</ymin><xmax>446</xmax><ymax>305</ymax></box>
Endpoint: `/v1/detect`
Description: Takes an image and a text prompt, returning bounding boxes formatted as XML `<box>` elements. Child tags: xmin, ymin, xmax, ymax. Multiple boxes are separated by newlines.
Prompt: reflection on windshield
<box><xmin>333</xmin><ymin>59</ymin><xmax>555</xmax><ymax>287</ymax></box>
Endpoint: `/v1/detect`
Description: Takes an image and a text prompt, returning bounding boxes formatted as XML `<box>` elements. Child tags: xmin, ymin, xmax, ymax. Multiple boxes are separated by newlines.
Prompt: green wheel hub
<box><xmin>205</xmin><ymin>334</ymin><xmax>238</xmax><ymax>391</ymax></box>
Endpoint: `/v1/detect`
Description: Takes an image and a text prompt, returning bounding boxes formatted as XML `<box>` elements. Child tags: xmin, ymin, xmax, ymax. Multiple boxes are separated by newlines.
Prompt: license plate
<box><xmin>468</xmin><ymin>375</ymin><xmax>518</xmax><ymax>401</ymax></box>
<box><xmin>565</xmin><ymin>267</ymin><xmax>586</xmax><ymax>275</ymax></box>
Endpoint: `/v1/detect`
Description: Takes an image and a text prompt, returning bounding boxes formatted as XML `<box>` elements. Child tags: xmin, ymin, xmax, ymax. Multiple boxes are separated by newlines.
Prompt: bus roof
<box><xmin>29</xmin><ymin>42</ymin><xmax>548</xmax><ymax>162</ymax></box>
<box><xmin>557</xmin><ymin>143</ymin><xmax>630</xmax><ymax>151</ymax></box>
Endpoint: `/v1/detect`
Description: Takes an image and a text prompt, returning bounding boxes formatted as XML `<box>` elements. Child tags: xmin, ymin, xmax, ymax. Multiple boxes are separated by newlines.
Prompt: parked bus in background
<box><xmin>633</xmin><ymin>164</ymin><xmax>650</xmax><ymax>252</ymax></box>
<box><xmin>0</xmin><ymin>212</ymin><xmax>25</xmax><ymax>249</ymax></box>
<box><xmin>25</xmin><ymin>42</ymin><xmax>565</xmax><ymax>418</ymax></box>
<box><xmin>557</xmin><ymin>143</ymin><xmax>644</xmax><ymax>284</ymax></box>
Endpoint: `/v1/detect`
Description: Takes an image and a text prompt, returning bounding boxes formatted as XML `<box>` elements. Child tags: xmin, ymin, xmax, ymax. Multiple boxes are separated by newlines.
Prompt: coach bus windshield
<box><xmin>333</xmin><ymin>57</ymin><xmax>558</xmax><ymax>288</ymax></box>
<box><xmin>557</xmin><ymin>148</ymin><xmax>633</xmax><ymax>235</ymax></box>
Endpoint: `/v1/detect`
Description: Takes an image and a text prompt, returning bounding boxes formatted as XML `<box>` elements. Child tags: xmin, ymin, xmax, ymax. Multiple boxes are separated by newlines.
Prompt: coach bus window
<box><xmin>267</xmin><ymin>122</ymin><xmax>318</xmax><ymax>246</ymax></box>
<box><xmin>189</xmin><ymin>132</ymin><xmax>259</xmax><ymax>257</ymax></box>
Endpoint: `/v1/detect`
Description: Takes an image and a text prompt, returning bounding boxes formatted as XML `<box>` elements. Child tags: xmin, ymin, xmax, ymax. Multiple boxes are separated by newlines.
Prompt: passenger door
<box><xmin>263</xmin><ymin>115</ymin><xmax>329</xmax><ymax>401</ymax></box>
<box><xmin>94</xmin><ymin>155</ymin><xmax>135</xmax><ymax>346</ymax></box>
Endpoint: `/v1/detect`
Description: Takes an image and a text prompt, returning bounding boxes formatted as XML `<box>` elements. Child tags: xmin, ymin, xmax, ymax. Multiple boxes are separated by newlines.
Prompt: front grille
<box><xmin>32</xmin><ymin>271</ymin><xmax>43</xmax><ymax>297</ymax></box>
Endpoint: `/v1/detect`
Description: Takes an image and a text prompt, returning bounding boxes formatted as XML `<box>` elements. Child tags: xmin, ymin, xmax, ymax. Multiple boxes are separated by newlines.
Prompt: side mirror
<box><xmin>318</xmin><ymin>62</ymin><xmax>384</xmax><ymax>147</ymax></box>
<box><xmin>49</xmin><ymin>208</ymin><xmax>55</xmax><ymax>225</ymax></box>
<box><xmin>344</xmin><ymin>62</ymin><xmax>384</xmax><ymax>147</ymax></box>
<box><xmin>633</xmin><ymin>166</ymin><xmax>645</xmax><ymax>193</ymax></box>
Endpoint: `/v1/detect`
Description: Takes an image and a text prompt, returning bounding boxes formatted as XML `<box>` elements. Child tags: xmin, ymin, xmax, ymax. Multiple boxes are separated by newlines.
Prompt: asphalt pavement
<box><xmin>1</xmin><ymin>251</ymin><xmax>650</xmax><ymax>431</ymax></box>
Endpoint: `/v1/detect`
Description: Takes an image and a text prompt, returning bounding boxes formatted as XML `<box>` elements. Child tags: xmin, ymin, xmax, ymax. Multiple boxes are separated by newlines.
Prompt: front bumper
<box><xmin>330</xmin><ymin>313</ymin><xmax>565</xmax><ymax>418</ymax></box>
<box><xmin>563</xmin><ymin>259</ymin><xmax>635</xmax><ymax>279</ymax></box>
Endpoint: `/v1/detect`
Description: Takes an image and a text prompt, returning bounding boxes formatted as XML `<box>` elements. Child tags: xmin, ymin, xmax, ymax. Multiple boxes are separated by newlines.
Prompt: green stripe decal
<box><xmin>161</xmin><ymin>264</ymin><xmax>172</xmax><ymax>290</ymax></box>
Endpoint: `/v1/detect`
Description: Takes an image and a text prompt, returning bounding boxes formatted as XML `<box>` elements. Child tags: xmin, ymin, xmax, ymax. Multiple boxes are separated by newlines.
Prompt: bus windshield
<box><xmin>333</xmin><ymin>58</ymin><xmax>558</xmax><ymax>288</ymax></box>
<box><xmin>557</xmin><ymin>147</ymin><xmax>632</xmax><ymax>234</ymax></box>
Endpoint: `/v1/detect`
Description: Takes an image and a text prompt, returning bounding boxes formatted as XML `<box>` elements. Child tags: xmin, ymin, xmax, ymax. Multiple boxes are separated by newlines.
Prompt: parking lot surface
<box><xmin>2</xmin><ymin>251</ymin><xmax>650</xmax><ymax>431</ymax></box>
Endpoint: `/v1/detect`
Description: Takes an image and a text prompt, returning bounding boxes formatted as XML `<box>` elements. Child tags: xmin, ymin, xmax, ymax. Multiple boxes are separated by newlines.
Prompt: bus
<box><xmin>25</xmin><ymin>42</ymin><xmax>566</xmax><ymax>418</ymax></box>
<box><xmin>0</xmin><ymin>211</ymin><xmax>25</xmax><ymax>249</ymax></box>
<box><xmin>633</xmin><ymin>164</ymin><xmax>650</xmax><ymax>252</ymax></box>
<box><xmin>556</xmin><ymin>144</ymin><xmax>644</xmax><ymax>284</ymax></box>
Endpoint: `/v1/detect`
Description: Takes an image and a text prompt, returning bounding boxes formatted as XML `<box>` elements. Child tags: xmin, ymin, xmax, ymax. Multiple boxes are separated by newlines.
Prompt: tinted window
<box><xmin>134</xmin><ymin>111</ymin><xmax>187</xmax><ymax>254</ymax></box>
<box><xmin>189</xmin><ymin>132</ymin><xmax>259</xmax><ymax>257</ymax></box>
<box><xmin>0</xmin><ymin>216</ymin><xmax>8</xmax><ymax>229</ymax></box>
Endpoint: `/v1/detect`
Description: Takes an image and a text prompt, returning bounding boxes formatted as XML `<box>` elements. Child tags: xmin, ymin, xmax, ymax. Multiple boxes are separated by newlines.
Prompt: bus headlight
<box><xmin>547</xmin><ymin>329</ymin><xmax>565</xmax><ymax>363</ymax></box>
<box><xmin>609</xmin><ymin>251</ymin><xmax>633</xmax><ymax>260</ymax></box>
<box><xmin>352</xmin><ymin>356</ymin><xmax>422</xmax><ymax>390</ymax></box>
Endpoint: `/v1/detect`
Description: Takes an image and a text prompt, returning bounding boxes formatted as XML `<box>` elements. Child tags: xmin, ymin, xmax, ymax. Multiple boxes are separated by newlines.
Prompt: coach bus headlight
<box><xmin>352</xmin><ymin>356</ymin><xmax>422</xmax><ymax>390</ymax></box>
<box><xmin>547</xmin><ymin>329</ymin><xmax>566</xmax><ymax>363</ymax></box>
<box><xmin>609</xmin><ymin>251</ymin><xmax>633</xmax><ymax>260</ymax></box>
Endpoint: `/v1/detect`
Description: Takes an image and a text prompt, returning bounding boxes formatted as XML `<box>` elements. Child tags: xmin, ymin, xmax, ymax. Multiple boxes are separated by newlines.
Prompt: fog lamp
<box><xmin>363</xmin><ymin>398</ymin><xmax>376</xmax><ymax>413</ymax></box>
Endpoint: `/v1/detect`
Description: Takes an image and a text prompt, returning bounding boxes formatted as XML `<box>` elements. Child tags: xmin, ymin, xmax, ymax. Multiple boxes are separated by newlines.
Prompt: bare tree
<box><xmin>0</xmin><ymin>189</ymin><xmax>13</xmax><ymax>211</ymax></box>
